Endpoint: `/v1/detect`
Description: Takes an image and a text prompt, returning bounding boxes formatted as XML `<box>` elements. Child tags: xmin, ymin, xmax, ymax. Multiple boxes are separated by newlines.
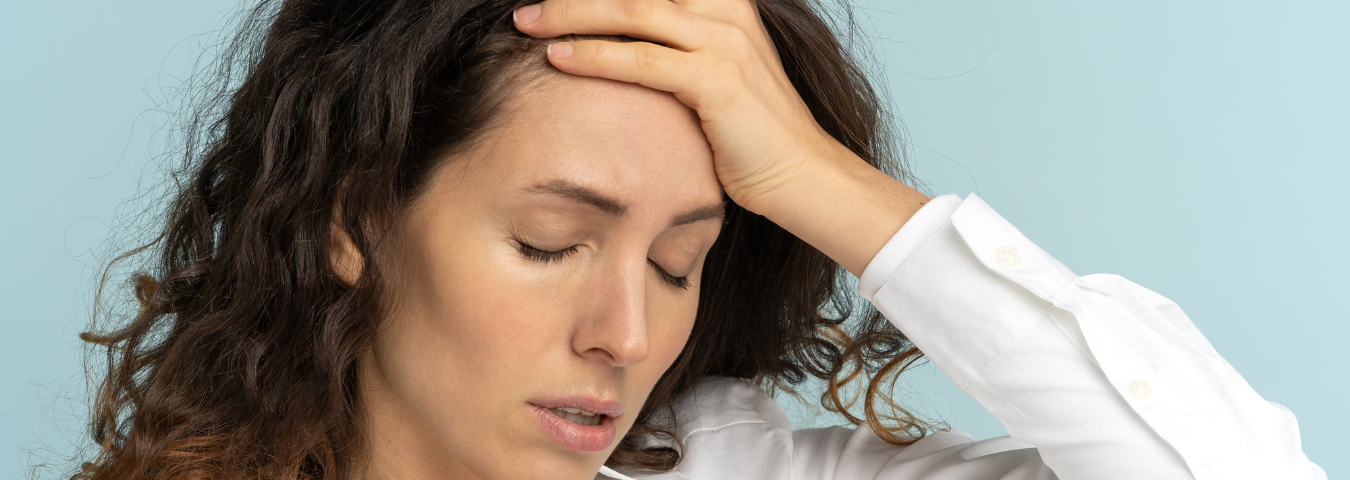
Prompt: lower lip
<box><xmin>528</xmin><ymin>404</ymin><xmax>617</xmax><ymax>453</ymax></box>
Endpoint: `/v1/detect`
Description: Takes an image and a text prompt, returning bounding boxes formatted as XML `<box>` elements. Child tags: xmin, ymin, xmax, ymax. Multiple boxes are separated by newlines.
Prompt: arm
<box><xmin>511</xmin><ymin>2</ymin><xmax>1323</xmax><ymax>478</ymax></box>
<box><xmin>837</xmin><ymin>192</ymin><xmax>1324</xmax><ymax>479</ymax></box>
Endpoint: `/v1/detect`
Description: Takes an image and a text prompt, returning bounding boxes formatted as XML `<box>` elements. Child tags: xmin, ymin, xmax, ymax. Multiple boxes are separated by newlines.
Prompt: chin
<box><xmin>480</xmin><ymin>451</ymin><xmax>608</xmax><ymax>480</ymax></box>
<box><xmin>450</xmin><ymin>418</ymin><xmax>620</xmax><ymax>480</ymax></box>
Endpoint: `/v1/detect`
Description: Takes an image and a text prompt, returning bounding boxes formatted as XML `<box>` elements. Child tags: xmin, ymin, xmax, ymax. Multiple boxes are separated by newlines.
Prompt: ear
<box><xmin>329</xmin><ymin>205</ymin><xmax>364</xmax><ymax>286</ymax></box>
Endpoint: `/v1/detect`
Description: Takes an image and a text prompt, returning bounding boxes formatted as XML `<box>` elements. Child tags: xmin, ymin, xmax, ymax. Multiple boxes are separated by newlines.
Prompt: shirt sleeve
<box><xmin>855</xmin><ymin>193</ymin><xmax>1325</xmax><ymax>480</ymax></box>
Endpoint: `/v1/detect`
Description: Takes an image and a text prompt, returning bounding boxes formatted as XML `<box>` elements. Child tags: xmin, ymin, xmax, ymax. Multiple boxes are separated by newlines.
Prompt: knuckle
<box><xmin>719</xmin><ymin>57</ymin><xmax>744</xmax><ymax>82</ymax></box>
<box><xmin>620</xmin><ymin>0</ymin><xmax>656</xmax><ymax>21</ymax></box>
<box><xmin>590</xmin><ymin>41</ymin><xmax>619</xmax><ymax>63</ymax></box>
<box><xmin>632</xmin><ymin>43</ymin><xmax>662</xmax><ymax>71</ymax></box>
<box><xmin>552</xmin><ymin>1</ymin><xmax>578</xmax><ymax>23</ymax></box>
<box><xmin>718</xmin><ymin>0</ymin><xmax>757</xmax><ymax>24</ymax></box>
<box><xmin>688</xmin><ymin>61</ymin><xmax>714</xmax><ymax>91</ymax></box>
<box><xmin>736</xmin><ymin>0</ymin><xmax>760</xmax><ymax>20</ymax></box>
<box><xmin>715</xmin><ymin>22</ymin><xmax>747</xmax><ymax>46</ymax></box>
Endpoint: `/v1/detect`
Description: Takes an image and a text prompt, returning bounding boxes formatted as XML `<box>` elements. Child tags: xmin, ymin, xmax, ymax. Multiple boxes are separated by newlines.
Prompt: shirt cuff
<box><xmin>857</xmin><ymin>193</ymin><xmax>962</xmax><ymax>302</ymax></box>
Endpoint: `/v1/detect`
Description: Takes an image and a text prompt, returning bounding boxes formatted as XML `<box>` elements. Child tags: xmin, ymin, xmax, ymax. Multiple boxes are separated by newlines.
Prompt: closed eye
<box><xmin>515</xmin><ymin>241</ymin><xmax>579</xmax><ymax>263</ymax></box>
<box><xmin>648</xmin><ymin>259</ymin><xmax>691</xmax><ymax>290</ymax></box>
<box><xmin>516</xmin><ymin>239</ymin><xmax>691</xmax><ymax>290</ymax></box>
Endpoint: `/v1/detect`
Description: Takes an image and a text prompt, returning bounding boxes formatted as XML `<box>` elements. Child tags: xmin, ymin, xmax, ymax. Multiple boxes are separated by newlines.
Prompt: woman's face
<box><xmin>350</xmin><ymin>74</ymin><xmax>725</xmax><ymax>480</ymax></box>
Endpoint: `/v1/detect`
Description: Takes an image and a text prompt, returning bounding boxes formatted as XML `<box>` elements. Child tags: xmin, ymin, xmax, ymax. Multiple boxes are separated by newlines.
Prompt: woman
<box><xmin>75</xmin><ymin>0</ymin><xmax>1323</xmax><ymax>478</ymax></box>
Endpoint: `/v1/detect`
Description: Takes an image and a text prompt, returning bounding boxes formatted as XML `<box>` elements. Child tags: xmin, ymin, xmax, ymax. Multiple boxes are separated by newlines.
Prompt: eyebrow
<box><xmin>669</xmin><ymin>204</ymin><xmax>725</xmax><ymax>227</ymax></box>
<box><xmin>525</xmin><ymin>179</ymin><xmax>725</xmax><ymax>227</ymax></box>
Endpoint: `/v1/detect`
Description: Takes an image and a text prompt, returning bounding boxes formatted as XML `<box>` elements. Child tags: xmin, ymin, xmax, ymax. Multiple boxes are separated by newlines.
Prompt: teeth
<box><xmin>556</xmin><ymin>407</ymin><xmax>597</xmax><ymax>416</ymax></box>
<box><xmin>549</xmin><ymin>407</ymin><xmax>603</xmax><ymax>426</ymax></box>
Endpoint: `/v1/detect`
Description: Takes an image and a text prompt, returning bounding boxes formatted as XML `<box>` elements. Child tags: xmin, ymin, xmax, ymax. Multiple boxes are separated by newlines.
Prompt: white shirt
<box><xmin>595</xmin><ymin>193</ymin><xmax>1325</xmax><ymax>480</ymax></box>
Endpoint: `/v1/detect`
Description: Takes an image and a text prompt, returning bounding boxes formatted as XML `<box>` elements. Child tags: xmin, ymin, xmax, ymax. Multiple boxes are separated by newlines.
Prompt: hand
<box><xmin>511</xmin><ymin>0</ymin><xmax>840</xmax><ymax>214</ymax></box>
<box><xmin>512</xmin><ymin>0</ymin><xmax>930</xmax><ymax>276</ymax></box>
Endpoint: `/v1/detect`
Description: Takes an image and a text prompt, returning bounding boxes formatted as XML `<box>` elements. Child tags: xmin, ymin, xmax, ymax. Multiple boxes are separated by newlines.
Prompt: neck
<box><xmin>355</xmin><ymin>349</ymin><xmax>479</xmax><ymax>480</ymax></box>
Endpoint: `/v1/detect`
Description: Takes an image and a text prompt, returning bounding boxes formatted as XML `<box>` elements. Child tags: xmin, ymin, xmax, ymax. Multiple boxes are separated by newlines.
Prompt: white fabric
<box><xmin>597</xmin><ymin>193</ymin><xmax>1324</xmax><ymax>480</ymax></box>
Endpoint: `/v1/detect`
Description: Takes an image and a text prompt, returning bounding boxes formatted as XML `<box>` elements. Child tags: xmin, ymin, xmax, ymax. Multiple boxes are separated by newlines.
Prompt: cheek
<box><xmin>382</xmin><ymin>218</ymin><xmax>571</xmax><ymax>393</ymax></box>
<box><xmin>368</xmin><ymin>215</ymin><xmax>580</xmax><ymax>469</ymax></box>
<box><xmin>629</xmin><ymin>280</ymin><xmax>702</xmax><ymax>392</ymax></box>
<box><xmin>652</xmin><ymin>294</ymin><xmax>698</xmax><ymax>363</ymax></box>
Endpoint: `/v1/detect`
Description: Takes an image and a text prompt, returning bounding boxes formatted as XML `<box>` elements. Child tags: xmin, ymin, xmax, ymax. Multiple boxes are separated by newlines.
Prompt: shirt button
<box><xmin>1129</xmin><ymin>379</ymin><xmax>1152</xmax><ymax>400</ymax></box>
<box><xmin>995</xmin><ymin>246</ymin><xmax>1021</xmax><ymax>268</ymax></box>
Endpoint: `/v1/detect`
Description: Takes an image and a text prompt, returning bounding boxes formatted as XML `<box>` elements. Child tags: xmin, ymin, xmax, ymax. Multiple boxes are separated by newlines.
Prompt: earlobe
<box><xmin>329</xmin><ymin>209</ymin><xmax>364</xmax><ymax>286</ymax></box>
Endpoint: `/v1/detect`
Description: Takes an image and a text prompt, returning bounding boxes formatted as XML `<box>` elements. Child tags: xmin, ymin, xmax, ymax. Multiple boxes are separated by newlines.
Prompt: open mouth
<box><xmin>528</xmin><ymin>402</ymin><xmax>618</xmax><ymax>453</ymax></box>
<box><xmin>547</xmin><ymin>407</ymin><xmax>605</xmax><ymax>426</ymax></box>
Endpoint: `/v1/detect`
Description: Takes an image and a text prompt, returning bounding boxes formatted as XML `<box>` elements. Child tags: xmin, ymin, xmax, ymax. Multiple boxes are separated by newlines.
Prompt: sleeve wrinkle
<box><xmin>848</xmin><ymin>193</ymin><xmax>1324</xmax><ymax>480</ymax></box>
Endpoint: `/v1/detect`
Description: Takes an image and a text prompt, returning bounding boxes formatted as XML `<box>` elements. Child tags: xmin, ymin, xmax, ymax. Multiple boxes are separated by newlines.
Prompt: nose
<box><xmin>573</xmin><ymin>256</ymin><xmax>650</xmax><ymax>367</ymax></box>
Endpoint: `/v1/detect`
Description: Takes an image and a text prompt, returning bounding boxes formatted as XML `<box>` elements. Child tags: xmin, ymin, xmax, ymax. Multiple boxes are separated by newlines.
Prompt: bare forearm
<box><xmin>744</xmin><ymin>142</ymin><xmax>930</xmax><ymax>277</ymax></box>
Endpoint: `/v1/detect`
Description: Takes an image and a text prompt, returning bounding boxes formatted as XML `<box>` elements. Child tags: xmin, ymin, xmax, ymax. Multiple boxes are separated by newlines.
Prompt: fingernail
<box><xmin>548</xmin><ymin>42</ymin><xmax>573</xmax><ymax>58</ymax></box>
<box><xmin>513</xmin><ymin>4</ymin><xmax>541</xmax><ymax>25</ymax></box>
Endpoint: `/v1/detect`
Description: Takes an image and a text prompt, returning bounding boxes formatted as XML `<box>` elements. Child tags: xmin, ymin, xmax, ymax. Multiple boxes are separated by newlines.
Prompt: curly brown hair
<box><xmin>75</xmin><ymin>0</ymin><xmax>930</xmax><ymax>478</ymax></box>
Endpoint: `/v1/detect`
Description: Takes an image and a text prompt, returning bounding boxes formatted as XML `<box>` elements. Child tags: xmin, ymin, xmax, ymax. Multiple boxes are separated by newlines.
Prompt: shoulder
<box><xmin>618</xmin><ymin>376</ymin><xmax>791</xmax><ymax>456</ymax></box>
<box><xmin>671</xmin><ymin>376</ymin><xmax>792</xmax><ymax>433</ymax></box>
<box><xmin>611</xmin><ymin>376</ymin><xmax>796</xmax><ymax>479</ymax></box>
<box><xmin>608</xmin><ymin>376</ymin><xmax>1039</xmax><ymax>480</ymax></box>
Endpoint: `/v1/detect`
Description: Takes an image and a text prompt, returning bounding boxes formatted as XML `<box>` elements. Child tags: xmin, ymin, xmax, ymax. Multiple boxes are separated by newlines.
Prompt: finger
<box><xmin>514</xmin><ymin>0</ymin><xmax>722</xmax><ymax>51</ymax></box>
<box><xmin>674</xmin><ymin>0</ymin><xmax>759</xmax><ymax>31</ymax></box>
<box><xmin>664</xmin><ymin>0</ymin><xmax>781</xmax><ymax>73</ymax></box>
<box><xmin>546</xmin><ymin>40</ymin><xmax>717</xmax><ymax>104</ymax></box>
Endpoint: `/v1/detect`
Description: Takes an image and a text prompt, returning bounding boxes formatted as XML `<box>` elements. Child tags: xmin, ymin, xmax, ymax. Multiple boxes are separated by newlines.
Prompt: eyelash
<box><xmin>514</xmin><ymin>241</ymin><xmax>691</xmax><ymax>290</ymax></box>
<box><xmin>516</xmin><ymin>242</ymin><xmax>580</xmax><ymax>263</ymax></box>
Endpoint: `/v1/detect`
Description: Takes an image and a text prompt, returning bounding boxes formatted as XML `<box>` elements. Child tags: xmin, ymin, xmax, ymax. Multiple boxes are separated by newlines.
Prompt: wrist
<box><xmin>731</xmin><ymin>141</ymin><xmax>929</xmax><ymax>276</ymax></box>
<box><xmin>726</xmin><ymin>136</ymin><xmax>855</xmax><ymax>217</ymax></box>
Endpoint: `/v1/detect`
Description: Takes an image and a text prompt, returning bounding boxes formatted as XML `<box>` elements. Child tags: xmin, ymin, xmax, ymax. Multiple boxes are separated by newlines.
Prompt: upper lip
<box><xmin>529</xmin><ymin>396</ymin><xmax>623</xmax><ymax>417</ymax></box>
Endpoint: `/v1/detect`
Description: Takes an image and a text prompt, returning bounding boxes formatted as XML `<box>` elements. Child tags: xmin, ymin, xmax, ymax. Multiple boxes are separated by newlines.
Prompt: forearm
<box><xmin>858</xmin><ymin>194</ymin><xmax>1325</xmax><ymax>479</ymax></box>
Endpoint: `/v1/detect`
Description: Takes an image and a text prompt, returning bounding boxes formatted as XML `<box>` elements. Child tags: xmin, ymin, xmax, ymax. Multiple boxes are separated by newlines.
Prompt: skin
<box><xmin>342</xmin><ymin>74</ymin><xmax>725</xmax><ymax>480</ymax></box>
<box><xmin>337</xmin><ymin>0</ymin><xmax>934</xmax><ymax>479</ymax></box>
<box><xmin>514</xmin><ymin>0</ymin><xmax>932</xmax><ymax>276</ymax></box>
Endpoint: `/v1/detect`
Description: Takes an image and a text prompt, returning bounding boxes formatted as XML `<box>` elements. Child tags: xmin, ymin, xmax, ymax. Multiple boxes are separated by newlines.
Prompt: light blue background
<box><xmin>2</xmin><ymin>0</ymin><xmax>1345</xmax><ymax>478</ymax></box>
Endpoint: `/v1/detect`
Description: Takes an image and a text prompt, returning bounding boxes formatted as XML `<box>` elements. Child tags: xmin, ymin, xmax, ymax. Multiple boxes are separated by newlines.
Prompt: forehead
<box><xmin>455</xmin><ymin>74</ymin><xmax>721</xmax><ymax>209</ymax></box>
<box><xmin>508</xmin><ymin>72</ymin><xmax>703</xmax><ymax>144</ymax></box>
